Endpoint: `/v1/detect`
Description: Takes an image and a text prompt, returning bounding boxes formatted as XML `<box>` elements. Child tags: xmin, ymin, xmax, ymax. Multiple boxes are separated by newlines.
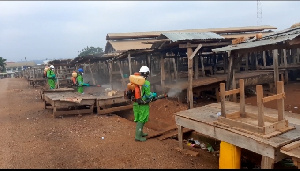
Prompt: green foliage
<box><xmin>78</xmin><ymin>46</ymin><xmax>104</xmax><ymax>57</ymax></box>
<box><xmin>0</xmin><ymin>57</ymin><xmax>7</xmax><ymax>73</ymax></box>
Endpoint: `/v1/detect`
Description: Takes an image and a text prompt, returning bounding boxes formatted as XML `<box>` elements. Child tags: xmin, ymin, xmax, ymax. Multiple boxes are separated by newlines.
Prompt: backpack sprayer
<box><xmin>124</xmin><ymin>73</ymin><xmax>168</xmax><ymax>104</ymax></box>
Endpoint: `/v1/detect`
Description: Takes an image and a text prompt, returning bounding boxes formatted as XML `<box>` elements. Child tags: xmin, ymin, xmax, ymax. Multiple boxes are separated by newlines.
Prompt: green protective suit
<box><xmin>133</xmin><ymin>80</ymin><xmax>155</xmax><ymax>123</ymax></box>
<box><xmin>46</xmin><ymin>69</ymin><xmax>56</xmax><ymax>89</ymax></box>
<box><xmin>76</xmin><ymin>74</ymin><xmax>84</xmax><ymax>93</ymax></box>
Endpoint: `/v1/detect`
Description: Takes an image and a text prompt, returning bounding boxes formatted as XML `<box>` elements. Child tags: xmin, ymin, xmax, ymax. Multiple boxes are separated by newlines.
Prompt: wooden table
<box><xmin>97</xmin><ymin>94</ymin><xmax>132</xmax><ymax>115</ymax></box>
<box><xmin>44</xmin><ymin>92</ymin><xmax>97</xmax><ymax>118</ymax></box>
<box><xmin>41</xmin><ymin>88</ymin><xmax>75</xmax><ymax>100</ymax></box>
<box><xmin>28</xmin><ymin>78</ymin><xmax>47</xmax><ymax>88</ymax></box>
<box><xmin>280</xmin><ymin>140</ymin><xmax>300</xmax><ymax>168</ymax></box>
<box><xmin>175</xmin><ymin>101</ymin><xmax>300</xmax><ymax>169</ymax></box>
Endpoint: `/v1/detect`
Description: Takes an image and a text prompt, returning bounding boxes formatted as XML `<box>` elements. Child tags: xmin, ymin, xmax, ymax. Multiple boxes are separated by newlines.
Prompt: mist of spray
<box><xmin>167</xmin><ymin>87</ymin><xmax>182</xmax><ymax>98</ymax></box>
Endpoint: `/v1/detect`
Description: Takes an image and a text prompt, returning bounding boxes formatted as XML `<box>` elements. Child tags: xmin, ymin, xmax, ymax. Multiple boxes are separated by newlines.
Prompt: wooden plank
<box><xmin>261</xmin><ymin>156</ymin><xmax>275</xmax><ymax>169</ymax></box>
<box><xmin>97</xmin><ymin>104</ymin><xmax>132</xmax><ymax>115</ymax></box>
<box><xmin>263</xmin><ymin>51</ymin><xmax>266</xmax><ymax>67</ymax></box>
<box><xmin>224</xmin><ymin>88</ymin><xmax>240</xmax><ymax>96</ymax></box>
<box><xmin>225</xmin><ymin>111</ymin><xmax>240</xmax><ymax>119</ymax></box>
<box><xmin>281</xmin><ymin>141</ymin><xmax>300</xmax><ymax>152</ymax></box>
<box><xmin>201</xmin><ymin>55</ymin><xmax>205</xmax><ymax>77</ymax></box>
<box><xmin>53</xmin><ymin>105</ymin><xmax>93</xmax><ymax>118</ymax></box>
<box><xmin>232</xmin><ymin>69</ymin><xmax>237</xmax><ymax>102</ymax></box>
<box><xmin>158</xmin><ymin>128</ymin><xmax>193</xmax><ymax>141</ymax></box>
<box><xmin>245</xmin><ymin>112</ymin><xmax>278</xmax><ymax>122</ymax></box>
<box><xmin>188</xmin><ymin>44</ymin><xmax>202</xmax><ymax>60</ymax></box>
<box><xmin>220</xmin><ymin>83</ymin><xmax>226</xmax><ymax>117</ymax></box>
<box><xmin>239</xmin><ymin>79</ymin><xmax>245</xmax><ymax>117</ymax></box>
<box><xmin>160</xmin><ymin>55</ymin><xmax>165</xmax><ymax>93</ymax></box>
<box><xmin>256</xmin><ymin>85</ymin><xmax>265</xmax><ymax>127</ymax></box>
<box><xmin>128</xmin><ymin>53</ymin><xmax>132</xmax><ymax>75</ymax></box>
<box><xmin>187</xmin><ymin>43</ymin><xmax>193</xmax><ymax>109</ymax></box>
<box><xmin>175</xmin><ymin>116</ymin><xmax>276</xmax><ymax>158</ymax></box>
<box><xmin>178</xmin><ymin>125</ymin><xmax>183</xmax><ymax>149</ymax></box>
<box><xmin>262</xmin><ymin>93</ymin><xmax>285</xmax><ymax>103</ymax></box>
<box><xmin>146</xmin><ymin>125</ymin><xmax>177</xmax><ymax>139</ymax></box>
<box><xmin>194</xmin><ymin>54</ymin><xmax>199</xmax><ymax>79</ymax></box>
<box><xmin>277</xmin><ymin>81</ymin><xmax>285</xmax><ymax>121</ymax></box>
<box><xmin>273</xmin><ymin>49</ymin><xmax>279</xmax><ymax>90</ymax></box>
<box><xmin>217</xmin><ymin>116</ymin><xmax>265</xmax><ymax>134</ymax></box>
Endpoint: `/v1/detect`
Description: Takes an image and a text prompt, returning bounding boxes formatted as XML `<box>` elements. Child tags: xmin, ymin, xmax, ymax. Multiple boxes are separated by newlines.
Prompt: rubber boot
<box><xmin>141</xmin><ymin>122</ymin><xmax>148</xmax><ymax>137</ymax></box>
<box><xmin>135</xmin><ymin>122</ymin><xmax>146</xmax><ymax>142</ymax></box>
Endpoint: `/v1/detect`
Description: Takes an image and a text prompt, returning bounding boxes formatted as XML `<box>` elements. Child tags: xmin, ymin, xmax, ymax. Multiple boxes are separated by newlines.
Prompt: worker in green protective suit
<box><xmin>47</xmin><ymin>65</ymin><xmax>56</xmax><ymax>89</ymax></box>
<box><xmin>133</xmin><ymin>66</ymin><xmax>157</xmax><ymax>142</ymax></box>
<box><xmin>76</xmin><ymin>68</ymin><xmax>90</xmax><ymax>94</ymax></box>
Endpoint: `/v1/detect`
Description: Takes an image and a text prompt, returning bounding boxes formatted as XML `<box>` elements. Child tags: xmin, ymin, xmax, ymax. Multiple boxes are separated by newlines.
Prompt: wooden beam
<box><xmin>220</xmin><ymin>83</ymin><xmax>226</xmax><ymax>117</ymax></box>
<box><xmin>177</xmin><ymin>125</ymin><xmax>183</xmax><ymax>149</ymax></box>
<box><xmin>263</xmin><ymin>51</ymin><xmax>266</xmax><ymax>67</ymax></box>
<box><xmin>187</xmin><ymin>43</ymin><xmax>193</xmax><ymax>109</ymax></box>
<box><xmin>172</xmin><ymin>58</ymin><xmax>178</xmax><ymax>80</ymax></box>
<box><xmin>201</xmin><ymin>54</ymin><xmax>205</xmax><ymax>77</ymax></box>
<box><xmin>283</xmin><ymin>49</ymin><xmax>288</xmax><ymax>68</ymax></box>
<box><xmin>118</xmin><ymin>61</ymin><xmax>126</xmax><ymax>88</ymax></box>
<box><xmin>179</xmin><ymin>41</ymin><xmax>230</xmax><ymax>48</ymax></box>
<box><xmin>273</xmin><ymin>49</ymin><xmax>279</xmax><ymax>90</ymax></box>
<box><xmin>194</xmin><ymin>53</ymin><xmax>199</xmax><ymax>79</ymax></box>
<box><xmin>281</xmin><ymin>141</ymin><xmax>300</xmax><ymax>151</ymax></box>
<box><xmin>128</xmin><ymin>53</ymin><xmax>132</xmax><ymax>75</ymax></box>
<box><xmin>239</xmin><ymin>79</ymin><xmax>245</xmax><ymax>117</ymax></box>
<box><xmin>277</xmin><ymin>81</ymin><xmax>285</xmax><ymax>121</ymax></box>
<box><xmin>188</xmin><ymin>44</ymin><xmax>202</xmax><ymax>60</ymax></box>
<box><xmin>256</xmin><ymin>85</ymin><xmax>265</xmax><ymax>127</ymax></box>
<box><xmin>262</xmin><ymin>93</ymin><xmax>285</xmax><ymax>103</ymax></box>
<box><xmin>224</xmin><ymin>88</ymin><xmax>240</xmax><ymax>96</ymax></box>
<box><xmin>160</xmin><ymin>54</ymin><xmax>165</xmax><ymax>93</ymax></box>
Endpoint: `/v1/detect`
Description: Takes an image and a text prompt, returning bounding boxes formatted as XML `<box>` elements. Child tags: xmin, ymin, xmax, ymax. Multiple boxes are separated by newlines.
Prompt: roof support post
<box><xmin>273</xmin><ymin>49</ymin><xmax>279</xmax><ymax>91</ymax></box>
<box><xmin>127</xmin><ymin>53</ymin><xmax>132</xmax><ymax>75</ymax></box>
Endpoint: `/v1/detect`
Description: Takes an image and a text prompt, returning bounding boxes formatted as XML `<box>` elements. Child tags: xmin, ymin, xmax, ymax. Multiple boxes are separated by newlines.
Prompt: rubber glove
<box><xmin>152</xmin><ymin>92</ymin><xmax>157</xmax><ymax>98</ymax></box>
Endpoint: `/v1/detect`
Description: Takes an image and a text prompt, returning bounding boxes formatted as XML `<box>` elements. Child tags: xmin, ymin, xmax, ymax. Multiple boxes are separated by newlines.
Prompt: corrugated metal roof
<box><xmin>212</xmin><ymin>27</ymin><xmax>300</xmax><ymax>52</ymax></box>
<box><xmin>6</xmin><ymin>61</ymin><xmax>36</xmax><ymax>67</ymax></box>
<box><xmin>106</xmin><ymin>25</ymin><xmax>277</xmax><ymax>40</ymax></box>
<box><xmin>158</xmin><ymin>32</ymin><xmax>224</xmax><ymax>42</ymax></box>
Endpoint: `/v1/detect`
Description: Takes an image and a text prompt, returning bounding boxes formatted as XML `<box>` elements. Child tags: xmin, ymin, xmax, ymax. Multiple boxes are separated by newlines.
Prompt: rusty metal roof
<box><xmin>157</xmin><ymin>32</ymin><xmax>224</xmax><ymax>42</ymax></box>
<box><xmin>212</xmin><ymin>26</ymin><xmax>300</xmax><ymax>52</ymax></box>
<box><xmin>106</xmin><ymin>25</ymin><xmax>276</xmax><ymax>40</ymax></box>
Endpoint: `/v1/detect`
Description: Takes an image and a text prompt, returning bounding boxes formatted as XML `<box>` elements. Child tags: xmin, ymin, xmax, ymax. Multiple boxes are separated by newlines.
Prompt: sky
<box><xmin>0</xmin><ymin>1</ymin><xmax>299</xmax><ymax>62</ymax></box>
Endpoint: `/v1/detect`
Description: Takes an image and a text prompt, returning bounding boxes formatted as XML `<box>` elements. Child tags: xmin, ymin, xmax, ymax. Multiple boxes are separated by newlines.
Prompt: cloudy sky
<box><xmin>0</xmin><ymin>1</ymin><xmax>299</xmax><ymax>62</ymax></box>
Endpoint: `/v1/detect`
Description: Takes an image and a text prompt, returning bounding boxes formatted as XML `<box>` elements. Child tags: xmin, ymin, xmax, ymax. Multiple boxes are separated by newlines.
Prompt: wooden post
<box><xmin>216</xmin><ymin>87</ymin><xmax>220</xmax><ymax>102</ymax></box>
<box><xmin>160</xmin><ymin>55</ymin><xmax>165</xmax><ymax>93</ymax></box>
<box><xmin>201</xmin><ymin>54</ymin><xmax>205</xmax><ymax>77</ymax></box>
<box><xmin>261</xmin><ymin>156</ymin><xmax>275</xmax><ymax>169</ymax></box>
<box><xmin>239</xmin><ymin>79</ymin><xmax>245</xmax><ymax>117</ymax></box>
<box><xmin>172</xmin><ymin>58</ymin><xmax>178</xmax><ymax>81</ymax></box>
<box><xmin>226</xmin><ymin>53</ymin><xmax>234</xmax><ymax>91</ymax></box>
<box><xmin>256</xmin><ymin>85</ymin><xmax>264</xmax><ymax>127</ymax></box>
<box><xmin>273</xmin><ymin>49</ymin><xmax>279</xmax><ymax>90</ymax></box>
<box><xmin>297</xmin><ymin>48</ymin><xmax>300</xmax><ymax>63</ymax></box>
<box><xmin>232</xmin><ymin>69</ymin><xmax>237</xmax><ymax>102</ymax></box>
<box><xmin>255</xmin><ymin>52</ymin><xmax>259</xmax><ymax>69</ymax></box>
<box><xmin>109</xmin><ymin>61</ymin><xmax>113</xmax><ymax>90</ymax></box>
<box><xmin>283</xmin><ymin>49</ymin><xmax>288</xmax><ymax>68</ymax></box>
<box><xmin>177</xmin><ymin>125</ymin><xmax>183</xmax><ymax>149</ymax></box>
<box><xmin>147</xmin><ymin>55</ymin><xmax>152</xmax><ymax>77</ymax></box>
<box><xmin>128</xmin><ymin>53</ymin><xmax>132</xmax><ymax>75</ymax></box>
<box><xmin>194</xmin><ymin>53</ymin><xmax>199</xmax><ymax>79</ymax></box>
<box><xmin>223</xmin><ymin>53</ymin><xmax>227</xmax><ymax>74</ymax></box>
<box><xmin>277</xmin><ymin>81</ymin><xmax>285</xmax><ymax>121</ymax></box>
<box><xmin>167</xmin><ymin>58</ymin><xmax>172</xmax><ymax>81</ymax></box>
<box><xmin>88</xmin><ymin>63</ymin><xmax>96</xmax><ymax>85</ymax></box>
<box><xmin>220</xmin><ymin>83</ymin><xmax>226</xmax><ymax>117</ymax></box>
<box><xmin>187</xmin><ymin>43</ymin><xmax>193</xmax><ymax>109</ymax></box>
<box><xmin>246</xmin><ymin>53</ymin><xmax>249</xmax><ymax>71</ymax></box>
<box><xmin>263</xmin><ymin>51</ymin><xmax>266</xmax><ymax>67</ymax></box>
<box><xmin>118</xmin><ymin>61</ymin><xmax>126</xmax><ymax>87</ymax></box>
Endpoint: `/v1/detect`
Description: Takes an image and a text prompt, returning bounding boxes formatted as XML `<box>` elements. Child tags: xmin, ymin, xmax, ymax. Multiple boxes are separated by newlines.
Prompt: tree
<box><xmin>78</xmin><ymin>46</ymin><xmax>104</xmax><ymax>57</ymax></box>
<box><xmin>0</xmin><ymin>57</ymin><xmax>7</xmax><ymax>73</ymax></box>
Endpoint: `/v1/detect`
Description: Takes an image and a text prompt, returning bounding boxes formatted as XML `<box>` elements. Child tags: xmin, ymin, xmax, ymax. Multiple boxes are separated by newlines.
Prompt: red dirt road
<box><xmin>0</xmin><ymin>78</ymin><xmax>218</xmax><ymax>169</ymax></box>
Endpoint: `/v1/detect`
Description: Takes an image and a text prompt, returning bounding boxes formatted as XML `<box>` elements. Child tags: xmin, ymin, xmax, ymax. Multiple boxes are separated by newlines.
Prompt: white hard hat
<box><xmin>50</xmin><ymin>65</ymin><xmax>54</xmax><ymax>69</ymax></box>
<box><xmin>139</xmin><ymin>66</ymin><xmax>150</xmax><ymax>73</ymax></box>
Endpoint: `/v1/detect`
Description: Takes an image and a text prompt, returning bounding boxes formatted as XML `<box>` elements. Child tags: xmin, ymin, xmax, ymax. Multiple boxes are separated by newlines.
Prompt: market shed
<box><xmin>212</xmin><ymin>25</ymin><xmax>300</xmax><ymax>92</ymax></box>
<box><xmin>149</xmin><ymin>32</ymin><xmax>232</xmax><ymax>109</ymax></box>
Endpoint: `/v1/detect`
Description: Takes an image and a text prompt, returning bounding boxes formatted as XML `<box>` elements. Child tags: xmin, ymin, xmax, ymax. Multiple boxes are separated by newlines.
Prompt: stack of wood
<box><xmin>232</xmin><ymin>37</ymin><xmax>246</xmax><ymax>45</ymax></box>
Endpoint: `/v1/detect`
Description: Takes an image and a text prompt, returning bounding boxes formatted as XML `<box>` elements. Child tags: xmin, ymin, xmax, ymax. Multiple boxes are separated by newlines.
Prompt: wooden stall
<box><xmin>175</xmin><ymin>80</ymin><xmax>298</xmax><ymax>169</ymax></box>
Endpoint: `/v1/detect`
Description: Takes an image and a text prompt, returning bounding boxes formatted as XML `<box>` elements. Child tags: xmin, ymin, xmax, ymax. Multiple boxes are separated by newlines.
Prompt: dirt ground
<box><xmin>0</xmin><ymin>78</ymin><xmax>298</xmax><ymax>169</ymax></box>
<box><xmin>0</xmin><ymin>78</ymin><xmax>218</xmax><ymax>169</ymax></box>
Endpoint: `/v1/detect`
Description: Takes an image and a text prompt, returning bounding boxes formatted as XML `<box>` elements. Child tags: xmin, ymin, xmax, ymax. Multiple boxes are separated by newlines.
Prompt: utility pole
<box><xmin>257</xmin><ymin>0</ymin><xmax>262</xmax><ymax>26</ymax></box>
